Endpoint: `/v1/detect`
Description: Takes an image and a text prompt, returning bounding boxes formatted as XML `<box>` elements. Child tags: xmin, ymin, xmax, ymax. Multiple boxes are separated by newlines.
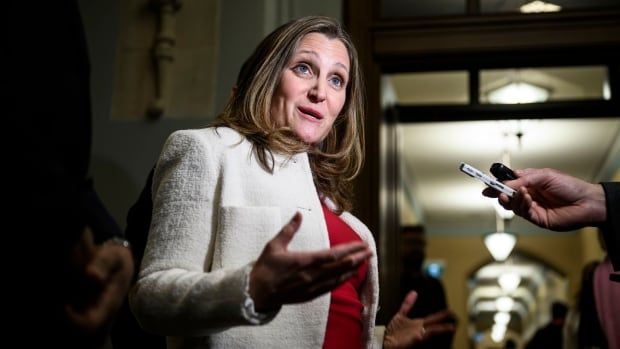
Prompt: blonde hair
<box><xmin>215</xmin><ymin>16</ymin><xmax>365</xmax><ymax>212</ymax></box>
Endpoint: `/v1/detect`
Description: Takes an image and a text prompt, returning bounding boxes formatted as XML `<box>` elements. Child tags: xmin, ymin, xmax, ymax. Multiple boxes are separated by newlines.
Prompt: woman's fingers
<box><xmin>423</xmin><ymin>309</ymin><xmax>456</xmax><ymax>325</ymax></box>
<box><xmin>289</xmin><ymin>270</ymin><xmax>356</xmax><ymax>302</ymax></box>
<box><xmin>319</xmin><ymin>247</ymin><xmax>372</xmax><ymax>270</ymax></box>
<box><xmin>300</xmin><ymin>241</ymin><xmax>370</xmax><ymax>268</ymax></box>
<box><xmin>398</xmin><ymin>290</ymin><xmax>418</xmax><ymax>316</ymax></box>
<box><xmin>270</xmin><ymin>267</ymin><xmax>352</xmax><ymax>304</ymax></box>
<box><xmin>269</xmin><ymin>212</ymin><xmax>303</xmax><ymax>249</ymax></box>
<box><xmin>401</xmin><ymin>310</ymin><xmax>456</xmax><ymax>343</ymax></box>
<box><xmin>251</xmin><ymin>216</ymin><xmax>372</xmax><ymax>308</ymax></box>
<box><xmin>423</xmin><ymin>322</ymin><xmax>456</xmax><ymax>338</ymax></box>
<box><xmin>284</xmin><ymin>248</ymin><xmax>371</xmax><ymax>289</ymax></box>
<box><xmin>266</xmin><ymin>245</ymin><xmax>372</xmax><ymax>304</ymax></box>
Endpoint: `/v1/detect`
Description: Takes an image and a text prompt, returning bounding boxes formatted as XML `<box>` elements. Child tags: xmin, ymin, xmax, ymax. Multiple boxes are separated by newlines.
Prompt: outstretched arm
<box><xmin>483</xmin><ymin>168</ymin><xmax>607</xmax><ymax>231</ymax></box>
<box><xmin>484</xmin><ymin>168</ymin><xmax>620</xmax><ymax>272</ymax></box>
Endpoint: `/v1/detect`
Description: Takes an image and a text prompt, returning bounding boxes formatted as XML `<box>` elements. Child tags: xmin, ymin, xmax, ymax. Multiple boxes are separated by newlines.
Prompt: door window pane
<box><xmin>480</xmin><ymin>66</ymin><xmax>609</xmax><ymax>104</ymax></box>
<box><xmin>481</xmin><ymin>0</ymin><xmax>620</xmax><ymax>14</ymax></box>
<box><xmin>381</xmin><ymin>0</ymin><xmax>466</xmax><ymax>18</ymax></box>
<box><xmin>384</xmin><ymin>71</ymin><xmax>469</xmax><ymax>105</ymax></box>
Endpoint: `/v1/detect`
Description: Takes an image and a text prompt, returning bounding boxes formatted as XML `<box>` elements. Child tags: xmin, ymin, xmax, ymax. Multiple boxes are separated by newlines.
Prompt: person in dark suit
<box><xmin>9</xmin><ymin>1</ymin><xmax>134</xmax><ymax>347</ymax></box>
<box><xmin>504</xmin><ymin>338</ymin><xmax>517</xmax><ymax>349</ymax></box>
<box><xmin>111</xmin><ymin>168</ymin><xmax>167</xmax><ymax>349</ymax></box>
<box><xmin>525</xmin><ymin>301</ymin><xmax>568</xmax><ymax>349</ymax></box>
<box><xmin>400</xmin><ymin>225</ymin><xmax>456</xmax><ymax>349</ymax></box>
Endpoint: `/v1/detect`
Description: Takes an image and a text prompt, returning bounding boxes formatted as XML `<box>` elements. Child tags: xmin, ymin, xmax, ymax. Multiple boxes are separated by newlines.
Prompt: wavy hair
<box><xmin>214</xmin><ymin>16</ymin><xmax>365</xmax><ymax>212</ymax></box>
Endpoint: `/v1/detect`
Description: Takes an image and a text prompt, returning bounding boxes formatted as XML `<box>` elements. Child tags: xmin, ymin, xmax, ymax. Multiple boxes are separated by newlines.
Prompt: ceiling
<box><xmin>386</xmin><ymin>70</ymin><xmax>620</xmax><ymax>236</ymax></box>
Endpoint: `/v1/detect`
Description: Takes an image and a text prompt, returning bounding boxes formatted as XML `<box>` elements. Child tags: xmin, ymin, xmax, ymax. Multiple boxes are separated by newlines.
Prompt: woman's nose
<box><xmin>308</xmin><ymin>79</ymin><xmax>326</xmax><ymax>102</ymax></box>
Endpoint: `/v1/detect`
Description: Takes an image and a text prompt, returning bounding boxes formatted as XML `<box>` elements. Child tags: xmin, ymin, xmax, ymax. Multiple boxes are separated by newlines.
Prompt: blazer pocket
<box><xmin>213</xmin><ymin>206</ymin><xmax>282</xmax><ymax>269</ymax></box>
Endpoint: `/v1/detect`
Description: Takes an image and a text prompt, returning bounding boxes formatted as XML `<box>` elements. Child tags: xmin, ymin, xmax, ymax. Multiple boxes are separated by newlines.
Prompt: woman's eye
<box><xmin>330</xmin><ymin>76</ymin><xmax>344</xmax><ymax>88</ymax></box>
<box><xmin>293</xmin><ymin>64</ymin><xmax>311</xmax><ymax>75</ymax></box>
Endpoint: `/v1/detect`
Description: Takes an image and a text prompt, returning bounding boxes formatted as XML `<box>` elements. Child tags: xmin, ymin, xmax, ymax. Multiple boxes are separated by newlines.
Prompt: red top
<box><xmin>322</xmin><ymin>203</ymin><xmax>369</xmax><ymax>349</ymax></box>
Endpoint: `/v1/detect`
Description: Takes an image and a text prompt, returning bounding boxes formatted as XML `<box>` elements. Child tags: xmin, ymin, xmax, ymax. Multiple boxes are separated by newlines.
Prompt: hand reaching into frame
<box><xmin>383</xmin><ymin>291</ymin><xmax>456</xmax><ymax>349</ymax></box>
<box><xmin>482</xmin><ymin>168</ymin><xmax>607</xmax><ymax>231</ymax></box>
<box><xmin>249</xmin><ymin>212</ymin><xmax>372</xmax><ymax>312</ymax></box>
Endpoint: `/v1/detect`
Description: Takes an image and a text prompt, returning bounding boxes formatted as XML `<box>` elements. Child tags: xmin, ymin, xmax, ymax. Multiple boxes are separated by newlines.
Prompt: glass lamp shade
<box><xmin>520</xmin><ymin>0</ymin><xmax>562</xmax><ymax>13</ymax></box>
<box><xmin>494</xmin><ymin>312</ymin><xmax>511</xmax><ymax>326</ymax></box>
<box><xmin>487</xmin><ymin>81</ymin><xmax>549</xmax><ymax>104</ymax></box>
<box><xmin>496</xmin><ymin>296</ymin><xmax>515</xmax><ymax>312</ymax></box>
<box><xmin>498</xmin><ymin>272</ymin><xmax>521</xmax><ymax>293</ymax></box>
<box><xmin>491</xmin><ymin>323</ymin><xmax>507</xmax><ymax>342</ymax></box>
<box><xmin>484</xmin><ymin>231</ymin><xmax>517</xmax><ymax>261</ymax></box>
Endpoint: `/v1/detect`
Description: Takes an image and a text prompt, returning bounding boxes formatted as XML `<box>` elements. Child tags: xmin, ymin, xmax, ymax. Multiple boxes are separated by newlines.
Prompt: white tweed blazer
<box><xmin>129</xmin><ymin>127</ymin><xmax>379</xmax><ymax>349</ymax></box>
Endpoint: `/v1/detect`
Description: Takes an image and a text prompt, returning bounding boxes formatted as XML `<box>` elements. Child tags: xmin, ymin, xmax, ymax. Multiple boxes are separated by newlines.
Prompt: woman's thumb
<box><xmin>398</xmin><ymin>290</ymin><xmax>418</xmax><ymax>316</ymax></box>
<box><xmin>272</xmin><ymin>212</ymin><xmax>302</xmax><ymax>248</ymax></box>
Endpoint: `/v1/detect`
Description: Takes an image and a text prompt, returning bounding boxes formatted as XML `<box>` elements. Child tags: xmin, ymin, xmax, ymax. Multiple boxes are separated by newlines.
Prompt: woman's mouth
<box><xmin>298</xmin><ymin>106</ymin><xmax>324</xmax><ymax>121</ymax></box>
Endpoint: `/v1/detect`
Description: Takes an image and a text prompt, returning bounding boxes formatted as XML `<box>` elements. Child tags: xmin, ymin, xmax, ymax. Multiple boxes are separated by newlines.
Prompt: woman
<box><xmin>130</xmin><ymin>16</ymin><xmax>454</xmax><ymax>348</ymax></box>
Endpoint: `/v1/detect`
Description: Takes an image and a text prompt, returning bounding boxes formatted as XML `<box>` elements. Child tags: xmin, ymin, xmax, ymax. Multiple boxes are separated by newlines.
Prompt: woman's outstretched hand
<box><xmin>383</xmin><ymin>291</ymin><xmax>456</xmax><ymax>349</ymax></box>
<box><xmin>249</xmin><ymin>212</ymin><xmax>372</xmax><ymax>312</ymax></box>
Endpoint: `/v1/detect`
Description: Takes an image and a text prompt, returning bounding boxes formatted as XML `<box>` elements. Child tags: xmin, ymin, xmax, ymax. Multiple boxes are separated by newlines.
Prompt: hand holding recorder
<box><xmin>477</xmin><ymin>164</ymin><xmax>618</xmax><ymax>281</ymax></box>
<box><xmin>481</xmin><ymin>166</ymin><xmax>607</xmax><ymax>231</ymax></box>
<box><xmin>459</xmin><ymin>163</ymin><xmax>516</xmax><ymax>197</ymax></box>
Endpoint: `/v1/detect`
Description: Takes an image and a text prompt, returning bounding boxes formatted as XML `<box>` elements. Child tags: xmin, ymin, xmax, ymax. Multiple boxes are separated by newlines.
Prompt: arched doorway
<box><xmin>468</xmin><ymin>252</ymin><xmax>568</xmax><ymax>348</ymax></box>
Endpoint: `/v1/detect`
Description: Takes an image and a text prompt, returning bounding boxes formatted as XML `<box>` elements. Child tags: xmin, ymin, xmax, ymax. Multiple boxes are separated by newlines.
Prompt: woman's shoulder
<box><xmin>156</xmin><ymin>126</ymin><xmax>252</xmax><ymax>175</ymax></box>
<box><xmin>166</xmin><ymin>126</ymin><xmax>247</xmax><ymax>150</ymax></box>
<box><xmin>169</xmin><ymin>126</ymin><xmax>242</xmax><ymax>141</ymax></box>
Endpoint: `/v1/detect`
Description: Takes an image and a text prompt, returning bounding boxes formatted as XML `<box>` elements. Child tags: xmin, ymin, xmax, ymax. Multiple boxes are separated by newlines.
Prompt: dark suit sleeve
<box><xmin>601</xmin><ymin>182</ymin><xmax>620</xmax><ymax>271</ymax></box>
<box><xmin>82</xmin><ymin>179</ymin><xmax>122</xmax><ymax>243</ymax></box>
<box><xmin>124</xmin><ymin>167</ymin><xmax>155</xmax><ymax>272</ymax></box>
<box><xmin>110</xmin><ymin>168</ymin><xmax>166</xmax><ymax>349</ymax></box>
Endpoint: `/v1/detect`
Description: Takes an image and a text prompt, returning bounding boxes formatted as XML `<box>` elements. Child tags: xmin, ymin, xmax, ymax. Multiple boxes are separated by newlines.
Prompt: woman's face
<box><xmin>270</xmin><ymin>33</ymin><xmax>350</xmax><ymax>145</ymax></box>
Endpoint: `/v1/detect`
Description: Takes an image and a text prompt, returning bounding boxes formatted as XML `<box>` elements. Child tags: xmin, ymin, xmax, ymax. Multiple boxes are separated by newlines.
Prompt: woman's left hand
<box><xmin>383</xmin><ymin>291</ymin><xmax>456</xmax><ymax>349</ymax></box>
